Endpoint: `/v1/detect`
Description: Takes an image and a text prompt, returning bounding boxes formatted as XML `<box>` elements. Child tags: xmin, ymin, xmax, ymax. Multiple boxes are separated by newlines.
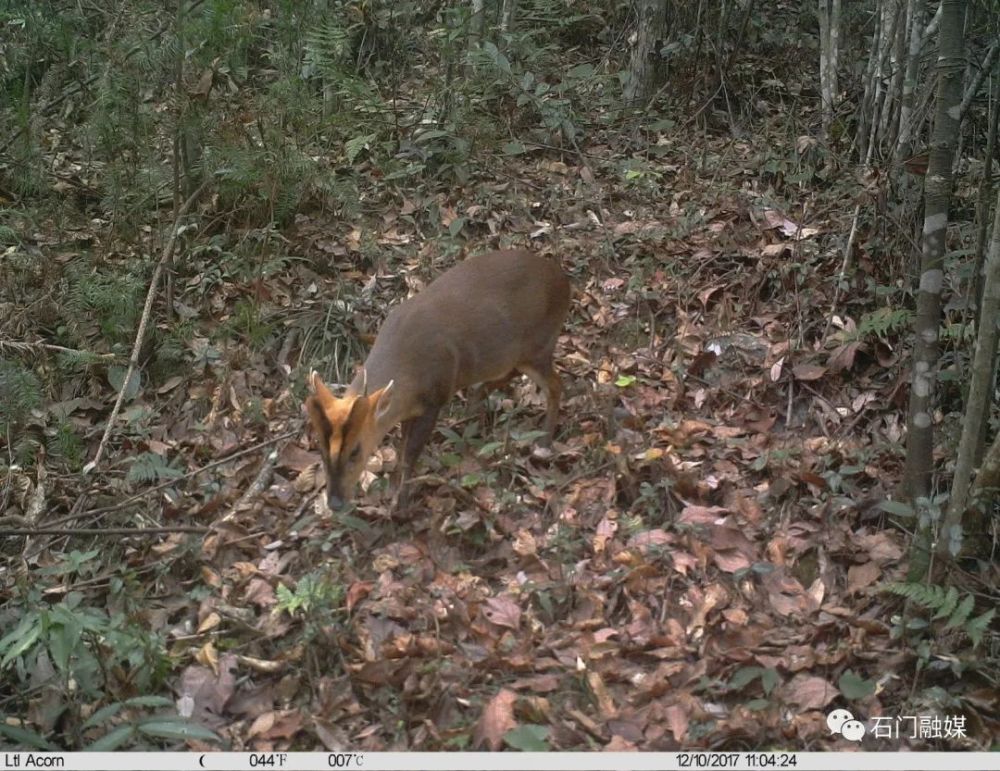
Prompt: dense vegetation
<box><xmin>0</xmin><ymin>0</ymin><xmax>996</xmax><ymax>753</ymax></box>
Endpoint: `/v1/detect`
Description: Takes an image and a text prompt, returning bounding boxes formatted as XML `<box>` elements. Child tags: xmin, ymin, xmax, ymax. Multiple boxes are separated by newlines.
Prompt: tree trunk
<box><xmin>500</xmin><ymin>0</ymin><xmax>517</xmax><ymax>38</ymax></box>
<box><xmin>624</xmin><ymin>0</ymin><xmax>669</xmax><ymax>106</ymax></box>
<box><xmin>970</xmin><ymin>420</ymin><xmax>1000</xmax><ymax>504</ymax></box>
<box><xmin>971</xmin><ymin>95</ymin><xmax>1000</xmax><ymax>464</ymax></box>
<box><xmin>856</xmin><ymin>3</ymin><xmax>883</xmax><ymax>162</ymax></box>
<box><xmin>470</xmin><ymin>0</ymin><xmax>485</xmax><ymax>44</ymax></box>
<box><xmin>904</xmin><ymin>0</ymin><xmax>967</xmax><ymax>578</ymax></box>
<box><xmin>883</xmin><ymin>0</ymin><xmax>908</xmax><ymax>144</ymax></box>
<box><xmin>959</xmin><ymin>39</ymin><xmax>1000</xmax><ymax>120</ymax></box>
<box><xmin>831</xmin><ymin>0</ymin><xmax>841</xmax><ymax>109</ymax></box>
<box><xmin>818</xmin><ymin>0</ymin><xmax>842</xmax><ymax>139</ymax></box>
<box><xmin>871</xmin><ymin>0</ymin><xmax>901</xmax><ymax>159</ymax></box>
<box><xmin>895</xmin><ymin>0</ymin><xmax>927</xmax><ymax>160</ymax></box>
<box><xmin>944</xmin><ymin>185</ymin><xmax>1000</xmax><ymax>555</ymax></box>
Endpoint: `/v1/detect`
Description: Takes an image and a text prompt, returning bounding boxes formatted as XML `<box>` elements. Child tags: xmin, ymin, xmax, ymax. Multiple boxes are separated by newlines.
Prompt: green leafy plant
<box><xmin>224</xmin><ymin>297</ymin><xmax>275</xmax><ymax>348</ymax></box>
<box><xmin>276</xmin><ymin>572</ymin><xmax>344</xmax><ymax>618</ymax></box>
<box><xmin>724</xmin><ymin>665</ymin><xmax>781</xmax><ymax>696</ymax></box>
<box><xmin>856</xmin><ymin>306</ymin><xmax>912</xmax><ymax>341</ymax></box>
<box><xmin>0</xmin><ymin>584</ymin><xmax>181</xmax><ymax>749</ymax></box>
<box><xmin>127</xmin><ymin>452</ymin><xmax>184</xmax><ymax>485</ymax></box>
<box><xmin>82</xmin><ymin>698</ymin><xmax>221</xmax><ymax>750</ymax></box>
<box><xmin>504</xmin><ymin>724</ymin><xmax>550</xmax><ymax>751</ymax></box>
<box><xmin>885</xmin><ymin>582</ymin><xmax>995</xmax><ymax>648</ymax></box>
<box><xmin>63</xmin><ymin>266</ymin><xmax>145</xmax><ymax>349</ymax></box>
<box><xmin>0</xmin><ymin>357</ymin><xmax>42</xmax><ymax>425</ymax></box>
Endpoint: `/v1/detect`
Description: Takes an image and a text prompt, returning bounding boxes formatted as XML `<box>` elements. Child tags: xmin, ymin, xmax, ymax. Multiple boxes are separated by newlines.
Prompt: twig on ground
<box><xmin>0</xmin><ymin>341</ymin><xmax>117</xmax><ymax>360</ymax></box>
<box><xmin>1</xmin><ymin>525</ymin><xmax>209</xmax><ymax>537</ymax></box>
<box><xmin>84</xmin><ymin>182</ymin><xmax>207</xmax><ymax>474</ymax></box>
<box><xmin>47</xmin><ymin>428</ymin><xmax>300</xmax><ymax>529</ymax></box>
<box><xmin>219</xmin><ymin>446</ymin><xmax>281</xmax><ymax>523</ymax></box>
<box><xmin>824</xmin><ymin>202</ymin><xmax>863</xmax><ymax>339</ymax></box>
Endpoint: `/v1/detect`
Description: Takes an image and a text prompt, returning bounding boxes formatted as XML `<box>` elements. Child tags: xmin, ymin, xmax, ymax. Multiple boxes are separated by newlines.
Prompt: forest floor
<box><xmin>3</xmin><ymin>107</ymin><xmax>996</xmax><ymax>751</ymax></box>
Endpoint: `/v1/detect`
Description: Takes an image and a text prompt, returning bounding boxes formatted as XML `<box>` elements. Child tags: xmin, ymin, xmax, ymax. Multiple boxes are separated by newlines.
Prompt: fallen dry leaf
<box><xmin>782</xmin><ymin>674</ymin><xmax>838</xmax><ymax>710</ymax></box>
<box><xmin>474</xmin><ymin>688</ymin><xmax>517</xmax><ymax>750</ymax></box>
<box><xmin>483</xmin><ymin>595</ymin><xmax>522</xmax><ymax>630</ymax></box>
<box><xmin>847</xmin><ymin>561</ymin><xmax>881</xmax><ymax>594</ymax></box>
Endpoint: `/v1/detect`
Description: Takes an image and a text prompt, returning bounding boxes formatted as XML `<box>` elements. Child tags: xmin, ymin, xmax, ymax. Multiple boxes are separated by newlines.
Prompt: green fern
<box><xmin>63</xmin><ymin>265</ymin><xmax>144</xmax><ymax>347</ymax></box>
<box><xmin>127</xmin><ymin>452</ymin><xmax>184</xmax><ymax>485</ymax></box>
<box><xmin>965</xmin><ymin>607</ymin><xmax>996</xmax><ymax>645</ymax></box>
<box><xmin>210</xmin><ymin>143</ymin><xmax>327</xmax><ymax>226</ymax></box>
<box><xmin>275</xmin><ymin>571</ymin><xmax>344</xmax><ymax>617</ymax></box>
<box><xmin>56</xmin><ymin>349</ymin><xmax>112</xmax><ymax>372</ymax></box>
<box><xmin>303</xmin><ymin>20</ymin><xmax>352</xmax><ymax>79</ymax></box>
<box><xmin>0</xmin><ymin>358</ymin><xmax>42</xmax><ymax>425</ymax></box>
<box><xmin>857</xmin><ymin>307</ymin><xmax>912</xmax><ymax>340</ymax></box>
<box><xmin>886</xmin><ymin>582</ymin><xmax>995</xmax><ymax>647</ymax></box>
<box><xmin>48</xmin><ymin>421</ymin><xmax>84</xmax><ymax>470</ymax></box>
<box><xmin>0</xmin><ymin>225</ymin><xmax>18</xmax><ymax>246</ymax></box>
<box><xmin>11</xmin><ymin>435</ymin><xmax>40</xmax><ymax>467</ymax></box>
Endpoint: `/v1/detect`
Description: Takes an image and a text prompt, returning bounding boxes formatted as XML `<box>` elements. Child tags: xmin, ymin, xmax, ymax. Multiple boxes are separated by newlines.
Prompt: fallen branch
<box><xmin>824</xmin><ymin>202</ymin><xmax>863</xmax><ymax>339</ymax></box>
<box><xmin>0</xmin><ymin>340</ymin><xmax>117</xmax><ymax>360</ymax></box>
<box><xmin>1</xmin><ymin>525</ymin><xmax>209</xmax><ymax>537</ymax></box>
<box><xmin>84</xmin><ymin>181</ymin><xmax>207</xmax><ymax>475</ymax></box>
<box><xmin>49</xmin><ymin>428</ymin><xmax>300</xmax><ymax>529</ymax></box>
<box><xmin>219</xmin><ymin>446</ymin><xmax>280</xmax><ymax>523</ymax></box>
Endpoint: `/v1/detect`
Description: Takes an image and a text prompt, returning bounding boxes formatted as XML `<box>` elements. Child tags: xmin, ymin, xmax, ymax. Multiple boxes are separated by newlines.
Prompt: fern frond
<box><xmin>886</xmin><ymin>581</ymin><xmax>948</xmax><ymax>608</ymax></box>
<box><xmin>127</xmin><ymin>452</ymin><xmax>183</xmax><ymax>485</ymax></box>
<box><xmin>966</xmin><ymin>608</ymin><xmax>995</xmax><ymax>647</ymax></box>
<box><xmin>0</xmin><ymin>358</ymin><xmax>42</xmax><ymax>424</ymax></box>
<box><xmin>930</xmin><ymin>586</ymin><xmax>959</xmax><ymax>620</ymax></box>
<box><xmin>304</xmin><ymin>20</ymin><xmax>352</xmax><ymax>78</ymax></box>
<box><xmin>944</xmin><ymin>594</ymin><xmax>975</xmax><ymax>630</ymax></box>
<box><xmin>886</xmin><ymin>582</ymin><xmax>995</xmax><ymax>649</ymax></box>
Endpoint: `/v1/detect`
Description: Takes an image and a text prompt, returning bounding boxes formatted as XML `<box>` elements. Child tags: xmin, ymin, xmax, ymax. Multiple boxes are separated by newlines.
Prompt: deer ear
<box><xmin>310</xmin><ymin>371</ymin><xmax>336</xmax><ymax>408</ymax></box>
<box><xmin>345</xmin><ymin>393</ymin><xmax>370</xmax><ymax>430</ymax></box>
<box><xmin>305</xmin><ymin>394</ymin><xmax>331</xmax><ymax>443</ymax></box>
<box><xmin>371</xmin><ymin>380</ymin><xmax>395</xmax><ymax>422</ymax></box>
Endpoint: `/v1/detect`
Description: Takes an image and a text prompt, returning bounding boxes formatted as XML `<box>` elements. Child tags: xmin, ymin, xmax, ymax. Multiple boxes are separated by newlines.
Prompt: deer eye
<box><xmin>349</xmin><ymin>445</ymin><xmax>362</xmax><ymax>461</ymax></box>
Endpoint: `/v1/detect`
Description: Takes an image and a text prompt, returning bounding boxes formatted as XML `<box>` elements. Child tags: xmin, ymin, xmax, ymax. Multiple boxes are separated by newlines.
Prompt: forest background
<box><xmin>0</xmin><ymin>0</ymin><xmax>997</xmax><ymax>753</ymax></box>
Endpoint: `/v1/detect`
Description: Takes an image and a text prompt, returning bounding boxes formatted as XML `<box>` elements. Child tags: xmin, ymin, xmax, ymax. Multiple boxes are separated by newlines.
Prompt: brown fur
<box><xmin>307</xmin><ymin>249</ymin><xmax>570</xmax><ymax>510</ymax></box>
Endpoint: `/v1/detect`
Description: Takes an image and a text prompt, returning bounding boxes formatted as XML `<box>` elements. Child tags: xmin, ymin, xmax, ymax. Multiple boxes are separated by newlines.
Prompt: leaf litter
<box><xmin>4</xmin><ymin>107</ymin><xmax>994</xmax><ymax>754</ymax></box>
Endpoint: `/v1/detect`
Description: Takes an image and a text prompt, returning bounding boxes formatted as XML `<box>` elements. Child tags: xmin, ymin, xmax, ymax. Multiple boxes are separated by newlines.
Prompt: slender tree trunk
<box><xmin>500</xmin><ymin>0</ymin><xmax>517</xmax><ymax>38</ymax></box>
<box><xmin>944</xmin><ymin>186</ymin><xmax>1000</xmax><ymax>554</ymax></box>
<box><xmin>875</xmin><ymin>0</ymin><xmax>902</xmax><ymax>152</ymax></box>
<box><xmin>625</xmin><ymin>0</ymin><xmax>669</xmax><ymax>106</ymax></box>
<box><xmin>904</xmin><ymin>0</ymin><xmax>967</xmax><ymax>578</ymax></box>
<box><xmin>970</xmin><ymin>422</ymin><xmax>1000</xmax><ymax>503</ymax></box>
<box><xmin>895</xmin><ymin>0</ymin><xmax>927</xmax><ymax>160</ymax></box>
<box><xmin>971</xmin><ymin>94</ymin><xmax>1000</xmax><ymax>466</ymax></box>
<box><xmin>883</xmin><ymin>0</ymin><xmax>908</xmax><ymax>145</ymax></box>
<box><xmin>817</xmin><ymin>0</ymin><xmax>841</xmax><ymax>138</ymax></box>
<box><xmin>470</xmin><ymin>0</ymin><xmax>485</xmax><ymax>44</ymax></box>
<box><xmin>859</xmin><ymin>0</ymin><xmax>902</xmax><ymax>165</ymax></box>
<box><xmin>831</xmin><ymin>0</ymin><xmax>841</xmax><ymax>106</ymax></box>
<box><xmin>857</xmin><ymin>3</ymin><xmax>883</xmax><ymax>162</ymax></box>
<box><xmin>959</xmin><ymin>40</ymin><xmax>1000</xmax><ymax>119</ymax></box>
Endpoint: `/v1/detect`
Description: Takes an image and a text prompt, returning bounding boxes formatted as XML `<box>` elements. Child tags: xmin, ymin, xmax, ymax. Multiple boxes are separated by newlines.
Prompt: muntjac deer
<box><xmin>306</xmin><ymin>249</ymin><xmax>571</xmax><ymax>511</ymax></box>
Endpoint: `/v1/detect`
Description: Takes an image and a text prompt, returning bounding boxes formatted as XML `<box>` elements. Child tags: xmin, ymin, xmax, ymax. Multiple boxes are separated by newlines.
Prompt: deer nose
<box><xmin>327</xmin><ymin>491</ymin><xmax>345</xmax><ymax>510</ymax></box>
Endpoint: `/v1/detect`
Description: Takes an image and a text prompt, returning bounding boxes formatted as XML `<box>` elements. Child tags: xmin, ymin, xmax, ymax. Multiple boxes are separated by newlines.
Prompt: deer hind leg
<box><xmin>474</xmin><ymin>371</ymin><xmax>519</xmax><ymax>435</ymax></box>
<box><xmin>518</xmin><ymin>358</ymin><xmax>562</xmax><ymax>446</ymax></box>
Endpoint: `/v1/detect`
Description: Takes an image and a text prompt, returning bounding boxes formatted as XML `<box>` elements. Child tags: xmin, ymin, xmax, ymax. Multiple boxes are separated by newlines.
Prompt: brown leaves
<box><xmin>17</xmin><ymin>88</ymin><xmax>940</xmax><ymax>756</ymax></box>
<box><xmin>176</xmin><ymin>654</ymin><xmax>237</xmax><ymax>725</ymax></box>
<box><xmin>483</xmin><ymin>595</ymin><xmax>522</xmax><ymax>630</ymax></box>
<box><xmin>782</xmin><ymin>674</ymin><xmax>839</xmax><ymax>711</ymax></box>
<box><xmin>474</xmin><ymin>689</ymin><xmax>518</xmax><ymax>750</ymax></box>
